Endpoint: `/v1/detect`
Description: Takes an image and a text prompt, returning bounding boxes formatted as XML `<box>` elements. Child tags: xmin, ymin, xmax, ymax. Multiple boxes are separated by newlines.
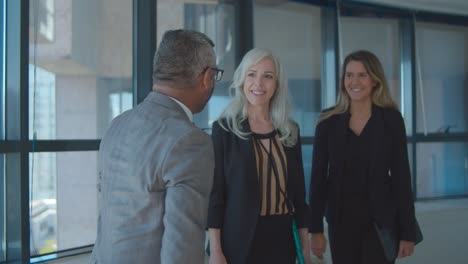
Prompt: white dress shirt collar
<box><xmin>169</xmin><ymin>97</ymin><xmax>193</xmax><ymax>122</ymax></box>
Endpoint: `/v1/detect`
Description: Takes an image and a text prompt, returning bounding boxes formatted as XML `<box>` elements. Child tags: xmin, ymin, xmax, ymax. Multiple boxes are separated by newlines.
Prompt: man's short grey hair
<box><xmin>152</xmin><ymin>29</ymin><xmax>215</xmax><ymax>87</ymax></box>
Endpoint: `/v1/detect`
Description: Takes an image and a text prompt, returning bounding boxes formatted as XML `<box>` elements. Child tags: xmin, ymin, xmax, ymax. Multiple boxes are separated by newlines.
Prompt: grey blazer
<box><xmin>90</xmin><ymin>91</ymin><xmax>214</xmax><ymax>264</ymax></box>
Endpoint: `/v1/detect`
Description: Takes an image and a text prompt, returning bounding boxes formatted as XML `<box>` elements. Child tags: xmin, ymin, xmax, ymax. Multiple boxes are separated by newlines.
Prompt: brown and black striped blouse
<box><xmin>252</xmin><ymin>131</ymin><xmax>291</xmax><ymax>216</ymax></box>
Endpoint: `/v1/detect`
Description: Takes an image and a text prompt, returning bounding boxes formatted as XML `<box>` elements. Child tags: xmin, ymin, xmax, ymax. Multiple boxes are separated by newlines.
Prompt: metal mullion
<box><xmin>0</xmin><ymin>141</ymin><xmax>20</xmax><ymax>153</ymax></box>
<box><xmin>5</xmin><ymin>0</ymin><xmax>29</xmax><ymax>262</ymax></box>
<box><xmin>235</xmin><ymin>0</ymin><xmax>253</xmax><ymax>64</ymax></box>
<box><xmin>28</xmin><ymin>140</ymin><xmax>101</xmax><ymax>152</ymax></box>
<box><xmin>399</xmin><ymin>14</ymin><xmax>417</xmax><ymax>198</ymax></box>
<box><xmin>339</xmin><ymin>0</ymin><xmax>413</xmax><ymax>18</ymax></box>
<box><xmin>133</xmin><ymin>0</ymin><xmax>156</xmax><ymax>106</ymax></box>
<box><xmin>412</xmin><ymin>134</ymin><xmax>468</xmax><ymax>143</ymax></box>
<box><xmin>415</xmin><ymin>11</ymin><xmax>468</xmax><ymax>27</ymax></box>
<box><xmin>415</xmin><ymin>195</ymin><xmax>468</xmax><ymax>201</ymax></box>
<box><xmin>320</xmin><ymin>1</ymin><xmax>338</xmax><ymax>108</ymax></box>
<box><xmin>301</xmin><ymin>137</ymin><xmax>314</xmax><ymax>145</ymax></box>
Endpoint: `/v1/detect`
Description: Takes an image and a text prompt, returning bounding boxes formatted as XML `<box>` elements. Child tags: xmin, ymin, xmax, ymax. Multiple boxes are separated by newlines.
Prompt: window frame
<box><xmin>2</xmin><ymin>0</ymin><xmax>468</xmax><ymax>263</ymax></box>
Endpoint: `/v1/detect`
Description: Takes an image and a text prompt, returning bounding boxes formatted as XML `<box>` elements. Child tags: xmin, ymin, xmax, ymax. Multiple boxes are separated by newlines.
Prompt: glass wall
<box><xmin>2</xmin><ymin>0</ymin><xmax>468</xmax><ymax>262</ymax></box>
<box><xmin>1</xmin><ymin>0</ymin><xmax>5</xmax><ymax>261</ymax></box>
<box><xmin>1</xmin><ymin>154</ymin><xmax>4</xmax><ymax>263</ymax></box>
<box><xmin>414</xmin><ymin>20</ymin><xmax>468</xmax><ymax>198</ymax></box>
<box><xmin>415</xmin><ymin>22</ymin><xmax>468</xmax><ymax>135</ymax></box>
<box><xmin>302</xmin><ymin>145</ymin><xmax>313</xmax><ymax>199</ymax></box>
<box><xmin>416</xmin><ymin>142</ymin><xmax>468</xmax><ymax>198</ymax></box>
<box><xmin>339</xmin><ymin>16</ymin><xmax>401</xmax><ymax>110</ymax></box>
<box><xmin>0</xmin><ymin>0</ymin><xmax>4</xmax><ymax>141</ymax></box>
<box><xmin>29</xmin><ymin>0</ymin><xmax>133</xmax><ymax>140</ymax></box>
<box><xmin>157</xmin><ymin>0</ymin><xmax>237</xmax><ymax>130</ymax></box>
<box><xmin>30</xmin><ymin>151</ymin><xmax>98</xmax><ymax>255</ymax></box>
<box><xmin>253</xmin><ymin>1</ymin><xmax>322</xmax><ymax>136</ymax></box>
<box><xmin>28</xmin><ymin>0</ymin><xmax>133</xmax><ymax>256</ymax></box>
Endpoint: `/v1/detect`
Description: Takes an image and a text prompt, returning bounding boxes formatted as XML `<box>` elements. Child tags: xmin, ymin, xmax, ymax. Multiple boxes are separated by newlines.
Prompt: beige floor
<box><xmin>39</xmin><ymin>198</ymin><xmax>468</xmax><ymax>264</ymax></box>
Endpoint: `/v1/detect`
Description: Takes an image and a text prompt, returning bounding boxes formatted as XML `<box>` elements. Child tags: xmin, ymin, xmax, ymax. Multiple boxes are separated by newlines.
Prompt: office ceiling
<box><xmin>356</xmin><ymin>0</ymin><xmax>468</xmax><ymax>16</ymax></box>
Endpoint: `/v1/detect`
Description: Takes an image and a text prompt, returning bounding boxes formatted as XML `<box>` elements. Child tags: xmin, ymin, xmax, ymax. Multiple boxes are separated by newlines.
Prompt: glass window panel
<box><xmin>28</xmin><ymin>0</ymin><xmax>133</xmax><ymax>140</ymax></box>
<box><xmin>30</xmin><ymin>151</ymin><xmax>97</xmax><ymax>256</ymax></box>
<box><xmin>416</xmin><ymin>142</ymin><xmax>468</xmax><ymax>198</ymax></box>
<box><xmin>157</xmin><ymin>1</ymin><xmax>237</xmax><ymax>129</ymax></box>
<box><xmin>408</xmin><ymin>143</ymin><xmax>414</xmax><ymax>189</ymax></box>
<box><xmin>254</xmin><ymin>1</ymin><xmax>322</xmax><ymax>136</ymax></box>
<box><xmin>0</xmin><ymin>0</ymin><xmax>4</xmax><ymax>141</ymax></box>
<box><xmin>1</xmin><ymin>0</ymin><xmax>5</xmax><ymax>260</ymax></box>
<box><xmin>1</xmin><ymin>154</ymin><xmax>4</xmax><ymax>262</ymax></box>
<box><xmin>415</xmin><ymin>22</ymin><xmax>468</xmax><ymax>134</ymax></box>
<box><xmin>340</xmin><ymin>16</ymin><xmax>402</xmax><ymax>109</ymax></box>
<box><xmin>302</xmin><ymin>145</ymin><xmax>312</xmax><ymax>200</ymax></box>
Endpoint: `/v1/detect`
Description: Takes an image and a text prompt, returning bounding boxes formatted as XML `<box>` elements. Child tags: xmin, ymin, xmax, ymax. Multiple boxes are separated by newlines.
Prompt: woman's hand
<box><xmin>310</xmin><ymin>232</ymin><xmax>327</xmax><ymax>259</ymax></box>
<box><xmin>302</xmin><ymin>246</ymin><xmax>312</xmax><ymax>264</ymax></box>
<box><xmin>208</xmin><ymin>228</ymin><xmax>227</xmax><ymax>264</ymax></box>
<box><xmin>209</xmin><ymin>250</ymin><xmax>228</xmax><ymax>264</ymax></box>
<box><xmin>397</xmin><ymin>240</ymin><xmax>414</xmax><ymax>258</ymax></box>
<box><xmin>299</xmin><ymin>228</ymin><xmax>312</xmax><ymax>264</ymax></box>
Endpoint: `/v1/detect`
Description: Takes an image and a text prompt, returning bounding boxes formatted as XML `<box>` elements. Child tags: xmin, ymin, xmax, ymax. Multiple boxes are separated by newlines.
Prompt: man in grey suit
<box><xmin>90</xmin><ymin>29</ymin><xmax>223</xmax><ymax>264</ymax></box>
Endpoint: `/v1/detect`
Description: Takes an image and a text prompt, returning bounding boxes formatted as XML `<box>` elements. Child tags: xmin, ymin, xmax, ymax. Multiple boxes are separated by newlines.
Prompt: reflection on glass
<box><xmin>157</xmin><ymin>1</ymin><xmax>237</xmax><ymax>129</ymax></box>
<box><xmin>415</xmin><ymin>22</ymin><xmax>468</xmax><ymax>134</ymax></box>
<box><xmin>254</xmin><ymin>1</ymin><xmax>322</xmax><ymax>136</ymax></box>
<box><xmin>187</xmin><ymin>3</ymin><xmax>236</xmax><ymax>128</ymax></box>
<box><xmin>29</xmin><ymin>0</ymin><xmax>133</xmax><ymax>140</ymax></box>
<box><xmin>416</xmin><ymin>143</ymin><xmax>468</xmax><ymax>198</ymax></box>
<box><xmin>340</xmin><ymin>17</ymin><xmax>401</xmax><ymax>110</ymax></box>
<box><xmin>29</xmin><ymin>65</ymin><xmax>55</xmax><ymax>140</ymax></box>
<box><xmin>29</xmin><ymin>151</ymin><xmax>98</xmax><ymax>256</ymax></box>
<box><xmin>110</xmin><ymin>92</ymin><xmax>132</xmax><ymax>121</ymax></box>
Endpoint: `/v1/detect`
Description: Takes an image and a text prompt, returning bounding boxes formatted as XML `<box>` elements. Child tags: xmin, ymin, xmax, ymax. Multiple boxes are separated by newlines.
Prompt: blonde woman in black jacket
<box><xmin>309</xmin><ymin>50</ymin><xmax>417</xmax><ymax>264</ymax></box>
<box><xmin>207</xmin><ymin>48</ymin><xmax>310</xmax><ymax>264</ymax></box>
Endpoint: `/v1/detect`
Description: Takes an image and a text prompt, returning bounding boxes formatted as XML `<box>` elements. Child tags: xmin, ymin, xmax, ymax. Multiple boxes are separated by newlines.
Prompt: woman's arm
<box><xmin>291</xmin><ymin>127</ymin><xmax>309</xmax><ymax>228</ymax></box>
<box><xmin>291</xmin><ymin>125</ymin><xmax>312</xmax><ymax>263</ymax></box>
<box><xmin>309</xmin><ymin>120</ymin><xmax>329</xmax><ymax>233</ymax></box>
<box><xmin>388</xmin><ymin>111</ymin><xmax>416</xmax><ymax>258</ymax></box>
<box><xmin>207</xmin><ymin>121</ymin><xmax>226</xmax><ymax>229</ymax></box>
<box><xmin>208</xmin><ymin>228</ymin><xmax>227</xmax><ymax>264</ymax></box>
<box><xmin>299</xmin><ymin>227</ymin><xmax>312</xmax><ymax>264</ymax></box>
<box><xmin>308</xmin><ymin>120</ymin><xmax>330</xmax><ymax>259</ymax></box>
<box><xmin>389</xmin><ymin>111</ymin><xmax>416</xmax><ymax>242</ymax></box>
<box><xmin>207</xmin><ymin>121</ymin><xmax>228</xmax><ymax>264</ymax></box>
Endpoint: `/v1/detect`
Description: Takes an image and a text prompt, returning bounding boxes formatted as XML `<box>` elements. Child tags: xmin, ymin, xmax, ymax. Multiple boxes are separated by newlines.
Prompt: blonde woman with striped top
<box><xmin>207</xmin><ymin>48</ymin><xmax>310</xmax><ymax>264</ymax></box>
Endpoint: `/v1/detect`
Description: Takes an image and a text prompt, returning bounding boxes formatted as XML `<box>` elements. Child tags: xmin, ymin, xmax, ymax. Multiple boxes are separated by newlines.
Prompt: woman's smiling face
<box><xmin>243</xmin><ymin>58</ymin><xmax>277</xmax><ymax>108</ymax></box>
<box><xmin>344</xmin><ymin>60</ymin><xmax>376</xmax><ymax>104</ymax></box>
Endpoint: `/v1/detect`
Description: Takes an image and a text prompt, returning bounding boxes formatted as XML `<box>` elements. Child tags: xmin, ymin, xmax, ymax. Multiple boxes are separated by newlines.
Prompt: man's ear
<box><xmin>201</xmin><ymin>68</ymin><xmax>214</xmax><ymax>91</ymax></box>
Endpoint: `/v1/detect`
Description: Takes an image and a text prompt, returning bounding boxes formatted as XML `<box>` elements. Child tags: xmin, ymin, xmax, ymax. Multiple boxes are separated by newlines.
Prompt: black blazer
<box><xmin>207</xmin><ymin>119</ymin><xmax>309</xmax><ymax>264</ymax></box>
<box><xmin>309</xmin><ymin>106</ymin><xmax>417</xmax><ymax>242</ymax></box>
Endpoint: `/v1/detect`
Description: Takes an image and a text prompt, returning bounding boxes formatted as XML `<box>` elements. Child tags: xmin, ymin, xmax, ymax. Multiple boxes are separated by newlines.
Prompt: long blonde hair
<box><xmin>319</xmin><ymin>50</ymin><xmax>398</xmax><ymax>122</ymax></box>
<box><xmin>218</xmin><ymin>48</ymin><xmax>298</xmax><ymax>147</ymax></box>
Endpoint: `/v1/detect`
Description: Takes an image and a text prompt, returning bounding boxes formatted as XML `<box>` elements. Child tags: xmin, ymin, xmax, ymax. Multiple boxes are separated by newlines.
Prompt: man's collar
<box><xmin>168</xmin><ymin>97</ymin><xmax>193</xmax><ymax>122</ymax></box>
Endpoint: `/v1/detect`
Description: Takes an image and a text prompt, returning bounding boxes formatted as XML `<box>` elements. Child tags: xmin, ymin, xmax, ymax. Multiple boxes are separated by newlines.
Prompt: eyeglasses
<box><xmin>203</xmin><ymin>66</ymin><xmax>224</xmax><ymax>81</ymax></box>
